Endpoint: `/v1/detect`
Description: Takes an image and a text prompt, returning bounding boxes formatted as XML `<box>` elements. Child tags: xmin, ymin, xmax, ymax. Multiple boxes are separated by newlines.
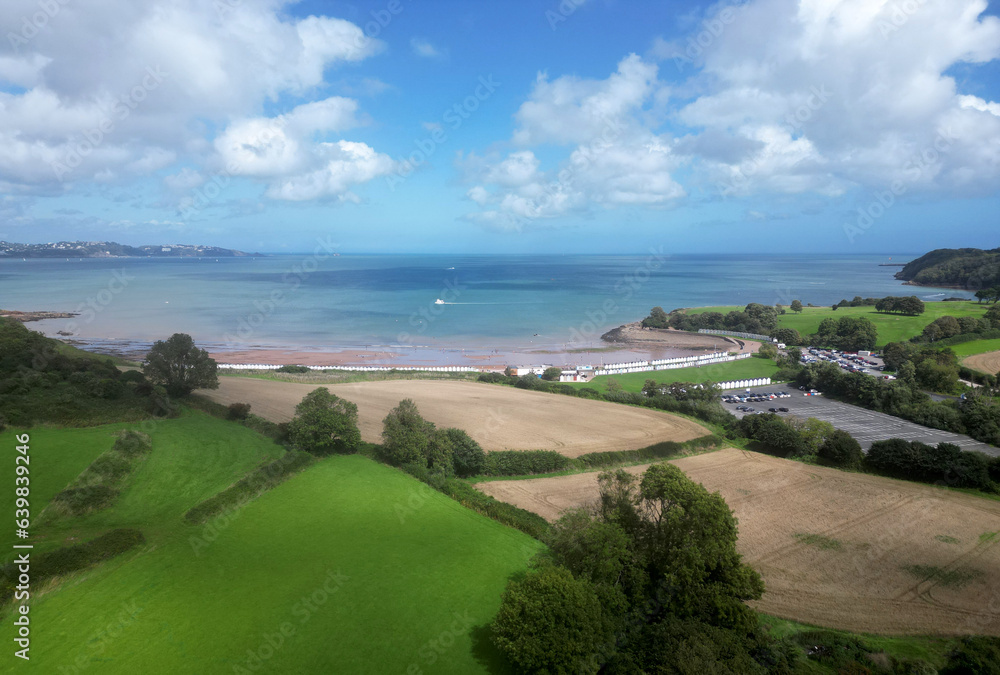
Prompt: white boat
<box><xmin>434</xmin><ymin>298</ymin><xmax>445</xmax><ymax>305</ymax></box>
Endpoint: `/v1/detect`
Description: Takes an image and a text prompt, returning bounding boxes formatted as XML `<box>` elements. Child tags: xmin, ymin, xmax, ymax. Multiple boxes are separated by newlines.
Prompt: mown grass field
<box><xmin>0</xmin><ymin>412</ymin><xmax>541</xmax><ymax>673</ymax></box>
<box><xmin>688</xmin><ymin>300</ymin><xmax>989</xmax><ymax>347</ymax></box>
<box><xmin>565</xmin><ymin>357</ymin><xmax>781</xmax><ymax>393</ymax></box>
<box><xmin>951</xmin><ymin>338</ymin><xmax>1000</xmax><ymax>358</ymax></box>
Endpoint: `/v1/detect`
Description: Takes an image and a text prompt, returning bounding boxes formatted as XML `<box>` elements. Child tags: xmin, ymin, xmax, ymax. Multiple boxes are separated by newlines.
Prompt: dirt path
<box><xmin>201</xmin><ymin>378</ymin><xmax>708</xmax><ymax>456</ymax></box>
<box><xmin>477</xmin><ymin>448</ymin><xmax>1000</xmax><ymax>636</ymax></box>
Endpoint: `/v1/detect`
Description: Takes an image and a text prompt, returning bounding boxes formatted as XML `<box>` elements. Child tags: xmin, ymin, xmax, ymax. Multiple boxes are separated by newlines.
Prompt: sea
<box><xmin>0</xmin><ymin>253</ymin><xmax>960</xmax><ymax>354</ymax></box>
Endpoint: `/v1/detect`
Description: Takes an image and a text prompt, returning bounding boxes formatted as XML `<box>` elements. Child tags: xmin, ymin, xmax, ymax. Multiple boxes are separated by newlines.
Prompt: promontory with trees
<box><xmin>894</xmin><ymin>245</ymin><xmax>1000</xmax><ymax>290</ymax></box>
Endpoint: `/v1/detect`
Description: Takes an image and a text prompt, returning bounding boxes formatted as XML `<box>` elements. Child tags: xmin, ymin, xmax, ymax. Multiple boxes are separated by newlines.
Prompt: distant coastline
<box><xmin>0</xmin><ymin>240</ymin><xmax>259</xmax><ymax>258</ymax></box>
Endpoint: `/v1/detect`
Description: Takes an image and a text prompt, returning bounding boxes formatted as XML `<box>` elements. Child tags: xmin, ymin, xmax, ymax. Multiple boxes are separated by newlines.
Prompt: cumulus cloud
<box><xmin>466</xmin><ymin>0</ymin><xmax>1000</xmax><ymax>228</ymax></box>
<box><xmin>213</xmin><ymin>97</ymin><xmax>397</xmax><ymax>200</ymax></box>
<box><xmin>464</xmin><ymin>54</ymin><xmax>685</xmax><ymax>227</ymax></box>
<box><xmin>673</xmin><ymin>0</ymin><xmax>1000</xmax><ymax>196</ymax></box>
<box><xmin>0</xmin><ymin>0</ymin><xmax>388</xmax><ymax>201</ymax></box>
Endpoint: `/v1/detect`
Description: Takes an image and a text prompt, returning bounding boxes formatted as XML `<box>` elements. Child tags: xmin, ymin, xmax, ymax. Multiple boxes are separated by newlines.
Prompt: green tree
<box><xmin>743</xmin><ymin>303</ymin><xmax>779</xmax><ymax>331</ymax></box>
<box><xmin>790</xmin><ymin>299</ymin><xmax>803</xmax><ymax>313</ymax></box>
<box><xmin>814</xmin><ymin>317</ymin><xmax>877</xmax><ymax>351</ymax></box>
<box><xmin>757</xmin><ymin>343</ymin><xmax>778</xmax><ymax>360</ymax></box>
<box><xmin>641</xmin><ymin>379</ymin><xmax>661</xmax><ymax>397</ymax></box>
<box><xmin>986</xmin><ymin>304</ymin><xmax>1000</xmax><ymax>328</ymax></box>
<box><xmin>444</xmin><ymin>427</ymin><xmax>485</xmax><ymax>477</ymax></box>
<box><xmin>882</xmin><ymin>342</ymin><xmax>914</xmax><ymax>371</ymax></box>
<box><xmin>772</xmin><ymin>327</ymin><xmax>802</xmax><ymax>345</ymax></box>
<box><xmin>380</xmin><ymin>399</ymin><xmax>432</xmax><ymax>466</ymax></box>
<box><xmin>897</xmin><ymin>360</ymin><xmax>918</xmax><ymax>387</ymax></box>
<box><xmin>287</xmin><ymin>388</ymin><xmax>361</xmax><ymax>455</ymax></box>
<box><xmin>818</xmin><ymin>429</ymin><xmax>863</xmax><ymax>468</ymax></box>
<box><xmin>642</xmin><ymin>306</ymin><xmax>670</xmax><ymax>329</ymax></box>
<box><xmin>142</xmin><ymin>333</ymin><xmax>218</xmax><ymax>397</ymax></box>
<box><xmin>541</xmin><ymin>366</ymin><xmax>562</xmax><ymax>381</ymax></box>
<box><xmin>492</xmin><ymin>564</ymin><xmax>613</xmax><ymax>675</ymax></box>
<box><xmin>922</xmin><ymin>315</ymin><xmax>961</xmax><ymax>341</ymax></box>
<box><xmin>425</xmin><ymin>428</ymin><xmax>455</xmax><ymax>476</ymax></box>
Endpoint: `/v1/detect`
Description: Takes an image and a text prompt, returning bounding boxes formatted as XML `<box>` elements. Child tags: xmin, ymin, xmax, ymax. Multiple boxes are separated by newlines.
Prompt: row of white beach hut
<box><xmin>593</xmin><ymin>352</ymin><xmax>749</xmax><ymax>377</ymax></box>
<box><xmin>217</xmin><ymin>364</ymin><xmax>481</xmax><ymax>373</ymax></box>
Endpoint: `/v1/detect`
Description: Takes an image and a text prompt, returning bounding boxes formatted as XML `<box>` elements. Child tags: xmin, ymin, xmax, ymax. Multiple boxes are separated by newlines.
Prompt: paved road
<box><xmin>726</xmin><ymin>385</ymin><xmax>999</xmax><ymax>457</ymax></box>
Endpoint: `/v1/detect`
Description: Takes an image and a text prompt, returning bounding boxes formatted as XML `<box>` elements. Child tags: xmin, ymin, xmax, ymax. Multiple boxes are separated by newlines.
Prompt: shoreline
<box><xmin>57</xmin><ymin>326</ymin><xmax>734</xmax><ymax>370</ymax></box>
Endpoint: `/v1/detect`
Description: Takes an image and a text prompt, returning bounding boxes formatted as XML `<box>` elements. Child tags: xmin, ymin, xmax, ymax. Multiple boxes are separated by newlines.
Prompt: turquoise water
<box><xmin>0</xmin><ymin>253</ymin><xmax>957</xmax><ymax>351</ymax></box>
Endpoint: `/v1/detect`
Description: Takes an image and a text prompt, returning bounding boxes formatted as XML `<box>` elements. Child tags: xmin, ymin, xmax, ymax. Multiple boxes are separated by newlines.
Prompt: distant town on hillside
<box><xmin>0</xmin><ymin>241</ymin><xmax>256</xmax><ymax>258</ymax></box>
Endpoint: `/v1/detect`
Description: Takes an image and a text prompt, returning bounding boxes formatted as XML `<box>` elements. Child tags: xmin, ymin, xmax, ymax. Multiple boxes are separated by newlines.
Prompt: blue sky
<box><xmin>0</xmin><ymin>0</ymin><xmax>998</xmax><ymax>254</ymax></box>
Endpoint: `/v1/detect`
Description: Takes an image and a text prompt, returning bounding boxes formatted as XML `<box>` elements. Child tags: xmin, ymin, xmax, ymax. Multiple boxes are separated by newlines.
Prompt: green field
<box><xmin>567</xmin><ymin>357</ymin><xmax>781</xmax><ymax>393</ymax></box>
<box><xmin>0</xmin><ymin>412</ymin><xmax>540</xmax><ymax>673</ymax></box>
<box><xmin>688</xmin><ymin>300</ymin><xmax>989</xmax><ymax>347</ymax></box>
<box><xmin>951</xmin><ymin>338</ymin><xmax>1000</xmax><ymax>358</ymax></box>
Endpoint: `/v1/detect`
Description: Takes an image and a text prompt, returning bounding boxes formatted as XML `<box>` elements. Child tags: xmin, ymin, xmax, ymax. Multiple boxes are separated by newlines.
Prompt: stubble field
<box><xmin>202</xmin><ymin>378</ymin><xmax>708</xmax><ymax>456</ymax></box>
<box><xmin>478</xmin><ymin>448</ymin><xmax>1000</xmax><ymax>636</ymax></box>
<box><xmin>963</xmin><ymin>348</ymin><xmax>1000</xmax><ymax>375</ymax></box>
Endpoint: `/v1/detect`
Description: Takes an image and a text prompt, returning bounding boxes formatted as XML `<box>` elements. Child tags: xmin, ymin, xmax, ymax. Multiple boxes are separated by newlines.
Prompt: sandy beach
<box><xmin>58</xmin><ymin>327</ymin><xmax>733</xmax><ymax>370</ymax></box>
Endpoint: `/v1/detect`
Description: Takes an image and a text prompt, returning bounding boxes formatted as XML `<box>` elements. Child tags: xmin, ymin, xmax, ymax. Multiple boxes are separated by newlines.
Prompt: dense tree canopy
<box><xmin>380</xmin><ymin>398</ymin><xmax>431</xmax><ymax>466</ymax></box>
<box><xmin>812</xmin><ymin>316</ymin><xmax>878</xmax><ymax>351</ymax></box>
<box><xmin>874</xmin><ymin>295</ymin><xmax>925</xmax><ymax>315</ymax></box>
<box><xmin>142</xmin><ymin>333</ymin><xmax>218</xmax><ymax>397</ymax></box>
<box><xmin>493</xmin><ymin>463</ymin><xmax>768</xmax><ymax>672</ymax></box>
<box><xmin>287</xmin><ymin>387</ymin><xmax>360</xmax><ymax>455</ymax></box>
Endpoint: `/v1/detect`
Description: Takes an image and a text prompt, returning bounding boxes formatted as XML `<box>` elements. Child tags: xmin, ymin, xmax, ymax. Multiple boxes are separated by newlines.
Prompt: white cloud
<box><xmin>512</xmin><ymin>54</ymin><xmax>658</xmax><ymax>146</ymax></box>
<box><xmin>466</xmin><ymin>0</ymin><xmax>1000</xmax><ymax>229</ymax></box>
<box><xmin>410</xmin><ymin>38</ymin><xmax>444</xmax><ymax>58</ymax></box>
<box><xmin>673</xmin><ymin>0</ymin><xmax>1000</xmax><ymax>196</ymax></box>
<box><xmin>464</xmin><ymin>54</ymin><xmax>684</xmax><ymax>226</ymax></box>
<box><xmin>0</xmin><ymin>0</ymin><xmax>385</xmax><ymax>197</ymax></box>
<box><xmin>264</xmin><ymin>141</ymin><xmax>398</xmax><ymax>202</ymax></box>
<box><xmin>213</xmin><ymin>97</ymin><xmax>396</xmax><ymax>200</ymax></box>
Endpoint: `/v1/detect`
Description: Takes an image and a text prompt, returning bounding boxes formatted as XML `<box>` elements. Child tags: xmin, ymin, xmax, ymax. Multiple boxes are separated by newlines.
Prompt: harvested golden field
<box><xmin>477</xmin><ymin>448</ymin><xmax>1000</xmax><ymax>636</ymax></box>
<box><xmin>202</xmin><ymin>378</ymin><xmax>708</xmax><ymax>456</ymax></box>
<box><xmin>964</xmin><ymin>350</ymin><xmax>1000</xmax><ymax>375</ymax></box>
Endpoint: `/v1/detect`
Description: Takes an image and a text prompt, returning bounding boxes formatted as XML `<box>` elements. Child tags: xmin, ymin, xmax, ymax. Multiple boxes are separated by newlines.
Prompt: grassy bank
<box><xmin>0</xmin><ymin>412</ymin><xmax>540</xmax><ymax>673</ymax></box>
<box><xmin>565</xmin><ymin>357</ymin><xmax>781</xmax><ymax>393</ymax></box>
<box><xmin>688</xmin><ymin>300</ymin><xmax>987</xmax><ymax>346</ymax></box>
<box><xmin>952</xmin><ymin>338</ymin><xmax>1000</xmax><ymax>358</ymax></box>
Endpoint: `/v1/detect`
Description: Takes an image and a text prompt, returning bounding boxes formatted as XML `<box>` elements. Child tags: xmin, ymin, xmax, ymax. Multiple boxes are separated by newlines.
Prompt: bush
<box><xmin>476</xmin><ymin>372</ymin><xmax>507</xmax><ymax>384</ymax></box>
<box><xmin>445</xmin><ymin>428</ymin><xmax>486</xmax><ymax>477</ymax></box>
<box><xmin>51</xmin><ymin>485</ymin><xmax>119</xmax><ymax>515</ymax></box>
<box><xmin>866</xmin><ymin>439</ymin><xmax>994</xmax><ymax>491</ymax></box>
<box><xmin>492</xmin><ymin>565</ymin><xmax>613</xmax><ymax>674</ymax></box>
<box><xmin>113</xmin><ymin>430</ymin><xmax>152</xmax><ymax>458</ymax></box>
<box><xmin>87</xmin><ymin>453</ymin><xmax>132</xmax><ymax>482</ymax></box>
<box><xmin>0</xmin><ymin>529</ymin><xmax>145</xmax><ymax>606</ymax></box>
<box><xmin>576</xmin><ymin>437</ymin><xmax>721</xmax><ymax>470</ymax></box>
<box><xmin>483</xmin><ymin>450</ymin><xmax>571</xmax><ymax>476</ymax></box>
<box><xmin>227</xmin><ymin>402</ymin><xmax>252</xmax><ymax>420</ymax></box>
<box><xmin>818</xmin><ymin>430</ymin><xmax>863</xmax><ymax>468</ymax></box>
<box><xmin>942</xmin><ymin>636</ymin><xmax>1000</xmax><ymax>675</ymax></box>
<box><xmin>793</xmin><ymin>630</ymin><xmax>877</xmax><ymax>672</ymax></box>
<box><xmin>184</xmin><ymin>451</ymin><xmax>315</xmax><ymax>524</ymax></box>
<box><xmin>276</xmin><ymin>365</ymin><xmax>310</xmax><ymax>373</ymax></box>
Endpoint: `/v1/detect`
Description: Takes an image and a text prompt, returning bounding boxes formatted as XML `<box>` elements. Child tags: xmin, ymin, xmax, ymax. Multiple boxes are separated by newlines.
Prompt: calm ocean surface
<box><xmin>0</xmin><ymin>253</ymin><xmax>959</xmax><ymax>351</ymax></box>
